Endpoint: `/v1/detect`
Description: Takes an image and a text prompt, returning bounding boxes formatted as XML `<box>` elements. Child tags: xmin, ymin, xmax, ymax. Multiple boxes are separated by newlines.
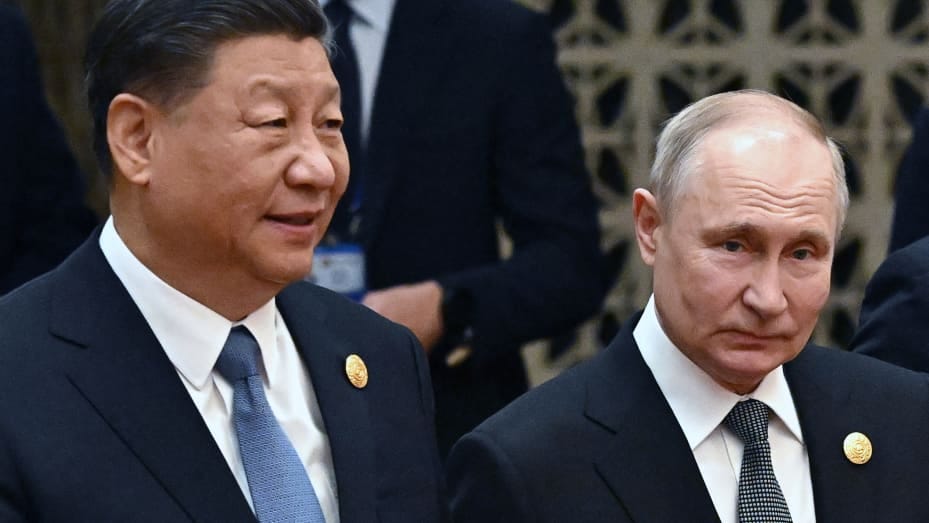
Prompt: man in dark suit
<box><xmin>0</xmin><ymin>3</ymin><xmax>97</xmax><ymax>295</ymax></box>
<box><xmin>0</xmin><ymin>1</ymin><xmax>446</xmax><ymax>521</ymax></box>
<box><xmin>888</xmin><ymin>106</ymin><xmax>929</xmax><ymax>252</ymax></box>
<box><xmin>447</xmin><ymin>90</ymin><xmax>929</xmax><ymax>522</ymax></box>
<box><xmin>316</xmin><ymin>0</ymin><xmax>604</xmax><ymax>456</ymax></box>
<box><xmin>849</xmin><ymin>234</ymin><xmax>929</xmax><ymax>371</ymax></box>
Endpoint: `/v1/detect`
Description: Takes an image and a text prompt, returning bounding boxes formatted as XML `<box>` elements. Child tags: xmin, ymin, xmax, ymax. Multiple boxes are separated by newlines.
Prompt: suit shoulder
<box><xmin>470</xmin><ymin>351</ymin><xmax>601</xmax><ymax>442</ymax></box>
<box><xmin>278</xmin><ymin>282</ymin><xmax>406</xmax><ymax>331</ymax></box>
<box><xmin>0</xmin><ymin>270</ymin><xmax>56</xmax><ymax>335</ymax></box>
<box><xmin>879</xmin><ymin>235</ymin><xmax>929</xmax><ymax>274</ymax></box>
<box><xmin>795</xmin><ymin>345</ymin><xmax>929</xmax><ymax>392</ymax></box>
<box><xmin>278</xmin><ymin>282</ymin><xmax>419</xmax><ymax>348</ymax></box>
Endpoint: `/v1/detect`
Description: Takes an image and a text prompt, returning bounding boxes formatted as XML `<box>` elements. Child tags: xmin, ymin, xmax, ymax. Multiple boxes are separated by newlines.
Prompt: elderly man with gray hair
<box><xmin>446</xmin><ymin>90</ymin><xmax>929</xmax><ymax>523</ymax></box>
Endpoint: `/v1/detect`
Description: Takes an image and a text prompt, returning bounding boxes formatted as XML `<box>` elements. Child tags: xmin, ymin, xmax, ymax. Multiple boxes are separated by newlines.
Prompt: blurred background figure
<box><xmin>849</xmin><ymin>107</ymin><xmax>929</xmax><ymax>370</ymax></box>
<box><xmin>317</xmin><ymin>0</ymin><xmax>604</xmax><ymax>455</ymax></box>
<box><xmin>0</xmin><ymin>1</ymin><xmax>97</xmax><ymax>295</ymax></box>
<box><xmin>888</xmin><ymin>106</ymin><xmax>929</xmax><ymax>253</ymax></box>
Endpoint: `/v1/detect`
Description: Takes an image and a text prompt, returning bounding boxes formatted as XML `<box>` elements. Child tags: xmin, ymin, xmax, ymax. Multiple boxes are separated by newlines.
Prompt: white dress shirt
<box><xmin>633</xmin><ymin>295</ymin><xmax>815</xmax><ymax>523</ymax></box>
<box><xmin>321</xmin><ymin>0</ymin><xmax>396</xmax><ymax>141</ymax></box>
<box><xmin>99</xmin><ymin>217</ymin><xmax>340</xmax><ymax>523</ymax></box>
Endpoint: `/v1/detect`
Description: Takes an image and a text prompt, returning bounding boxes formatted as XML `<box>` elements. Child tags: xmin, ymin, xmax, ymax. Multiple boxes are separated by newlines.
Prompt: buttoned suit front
<box><xmin>447</xmin><ymin>313</ymin><xmax>929</xmax><ymax>522</ymax></box>
<box><xmin>0</xmin><ymin>232</ymin><xmax>448</xmax><ymax>522</ymax></box>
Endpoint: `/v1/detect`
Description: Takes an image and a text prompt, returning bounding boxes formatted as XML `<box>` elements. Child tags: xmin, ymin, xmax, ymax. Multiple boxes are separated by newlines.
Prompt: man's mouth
<box><xmin>267</xmin><ymin>213</ymin><xmax>314</xmax><ymax>226</ymax></box>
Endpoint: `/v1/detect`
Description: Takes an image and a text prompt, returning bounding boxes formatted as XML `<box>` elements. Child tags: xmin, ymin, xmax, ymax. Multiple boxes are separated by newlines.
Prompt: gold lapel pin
<box><xmin>345</xmin><ymin>354</ymin><xmax>368</xmax><ymax>389</ymax></box>
<box><xmin>843</xmin><ymin>432</ymin><xmax>872</xmax><ymax>465</ymax></box>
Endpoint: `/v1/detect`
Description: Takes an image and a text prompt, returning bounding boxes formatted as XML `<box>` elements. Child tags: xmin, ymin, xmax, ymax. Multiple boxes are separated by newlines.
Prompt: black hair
<box><xmin>84</xmin><ymin>0</ymin><xmax>329</xmax><ymax>178</ymax></box>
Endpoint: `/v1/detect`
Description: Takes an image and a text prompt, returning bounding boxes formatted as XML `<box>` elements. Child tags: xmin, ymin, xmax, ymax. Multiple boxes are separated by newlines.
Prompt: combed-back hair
<box><xmin>84</xmin><ymin>0</ymin><xmax>329</xmax><ymax>178</ymax></box>
<box><xmin>650</xmin><ymin>89</ymin><xmax>849</xmax><ymax>233</ymax></box>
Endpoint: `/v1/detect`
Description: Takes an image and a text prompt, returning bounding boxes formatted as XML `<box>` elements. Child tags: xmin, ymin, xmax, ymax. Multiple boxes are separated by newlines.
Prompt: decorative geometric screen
<box><xmin>521</xmin><ymin>0</ymin><xmax>929</xmax><ymax>384</ymax></box>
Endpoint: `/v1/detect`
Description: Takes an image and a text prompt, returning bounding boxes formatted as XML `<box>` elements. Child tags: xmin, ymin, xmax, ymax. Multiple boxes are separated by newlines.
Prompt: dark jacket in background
<box><xmin>357</xmin><ymin>0</ymin><xmax>604</xmax><ymax>454</ymax></box>
<box><xmin>0</xmin><ymin>5</ymin><xmax>97</xmax><ymax>295</ymax></box>
<box><xmin>889</xmin><ymin>106</ymin><xmax>929</xmax><ymax>252</ymax></box>
<box><xmin>850</xmin><ymin>234</ymin><xmax>929</xmax><ymax>372</ymax></box>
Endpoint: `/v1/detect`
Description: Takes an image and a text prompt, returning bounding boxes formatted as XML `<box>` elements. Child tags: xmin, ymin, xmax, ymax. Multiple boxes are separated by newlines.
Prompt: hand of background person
<box><xmin>362</xmin><ymin>280</ymin><xmax>444</xmax><ymax>353</ymax></box>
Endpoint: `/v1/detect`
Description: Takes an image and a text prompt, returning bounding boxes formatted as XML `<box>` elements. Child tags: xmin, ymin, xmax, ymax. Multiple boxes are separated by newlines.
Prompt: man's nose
<box><xmin>742</xmin><ymin>259</ymin><xmax>789</xmax><ymax>319</ymax></box>
<box><xmin>284</xmin><ymin>132</ymin><xmax>338</xmax><ymax>191</ymax></box>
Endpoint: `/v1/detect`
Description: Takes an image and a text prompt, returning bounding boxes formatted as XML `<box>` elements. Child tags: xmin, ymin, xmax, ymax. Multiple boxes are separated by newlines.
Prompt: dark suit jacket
<box><xmin>0</xmin><ymin>5</ymin><xmax>97</xmax><ymax>294</ymax></box>
<box><xmin>447</xmin><ymin>313</ymin><xmax>929</xmax><ymax>522</ymax></box>
<box><xmin>0</xmin><ymin>233</ymin><xmax>448</xmax><ymax>522</ymax></box>
<box><xmin>850</xmin><ymin>234</ymin><xmax>929</xmax><ymax>372</ymax></box>
<box><xmin>357</xmin><ymin>0</ymin><xmax>603</xmax><ymax>454</ymax></box>
<box><xmin>889</xmin><ymin>106</ymin><xmax>929</xmax><ymax>252</ymax></box>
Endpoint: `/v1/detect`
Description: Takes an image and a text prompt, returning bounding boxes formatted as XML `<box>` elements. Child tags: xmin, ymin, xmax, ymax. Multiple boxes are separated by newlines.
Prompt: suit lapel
<box><xmin>278</xmin><ymin>286</ymin><xmax>375</xmax><ymax>523</ymax></box>
<box><xmin>360</xmin><ymin>0</ymin><xmax>451</xmax><ymax>245</ymax></box>
<box><xmin>50</xmin><ymin>236</ymin><xmax>254</xmax><ymax>522</ymax></box>
<box><xmin>784</xmin><ymin>347</ymin><xmax>876</xmax><ymax>523</ymax></box>
<box><xmin>587</xmin><ymin>318</ymin><xmax>721</xmax><ymax>523</ymax></box>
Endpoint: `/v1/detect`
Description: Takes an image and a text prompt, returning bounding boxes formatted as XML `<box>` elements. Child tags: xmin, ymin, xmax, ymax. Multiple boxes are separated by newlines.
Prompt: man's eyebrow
<box><xmin>792</xmin><ymin>228</ymin><xmax>832</xmax><ymax>248</ymax></box>
<box><xmin>711</xmin><ymin>222</ymin><xmax>832</xmax><ymax>246</ymax></box>
<box><xmin>244</xmin><ymin>77</ymin><xmax>341</xmax><ymax>102</ymax></box>
<box><xmin>716</xmin><ymin>222</ymin><xmax>759</xmax><ymax>237</ymax></box>
<box><xmin>245</xmin><ymin>77</ymin><xmax>290</xmax><ymax>97</ymax></box>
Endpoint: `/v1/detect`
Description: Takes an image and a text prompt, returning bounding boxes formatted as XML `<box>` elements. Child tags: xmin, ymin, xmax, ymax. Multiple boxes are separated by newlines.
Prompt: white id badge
<box><xmin>308</xmin><ymin>243</ymin><xmax>366</xmax><ymax>301</ymax></box>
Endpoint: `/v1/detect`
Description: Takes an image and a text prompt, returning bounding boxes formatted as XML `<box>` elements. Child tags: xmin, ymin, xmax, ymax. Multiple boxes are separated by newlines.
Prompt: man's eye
<box><xmin>263</xmin><ymin>118</ymin><xmax>287</xmax><ymax>128</ymax></box>
<box><xmin>792</xmin><ymin>249</ymin><xmax>812</xmax><ymax>260</ymax></box>
<box><xmin>723</xmin><ymin>241</ymin><xmax>742</xmax><ymax>252</ymax></box>
<box><xmin>324</xmin><ymin>119</ymin><xmax>342</xmax><ymax>130</ymax></box>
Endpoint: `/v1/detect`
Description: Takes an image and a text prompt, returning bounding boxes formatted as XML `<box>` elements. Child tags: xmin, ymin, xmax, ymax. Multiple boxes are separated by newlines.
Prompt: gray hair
<box><xmin>649</xmin><ymin>89</ymin><xmax>849</xmax><ymax>233</ymax></box>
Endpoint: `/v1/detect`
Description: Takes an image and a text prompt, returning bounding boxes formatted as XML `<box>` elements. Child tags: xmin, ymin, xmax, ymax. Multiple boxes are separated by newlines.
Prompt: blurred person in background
<box><xmin>317</xmin><ymin>0</ymin><xmax>605</xmax><ymax>456</ymax></box>
<box><xmin>0</xmin><ymin>1</ymin><xmax>98</xmax><ymax>295</ymax></box>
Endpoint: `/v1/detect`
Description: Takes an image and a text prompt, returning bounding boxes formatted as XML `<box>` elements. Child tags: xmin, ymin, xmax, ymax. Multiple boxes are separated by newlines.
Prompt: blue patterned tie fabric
<box><xmin>215</xmin><ymin>326</ymin><xmax>326</xmax><ymax>523</ymax></box>
<box><xmin>724</xmin><ymin>399</ymin><xmax>792</xmax><ymax>523</ymax></box>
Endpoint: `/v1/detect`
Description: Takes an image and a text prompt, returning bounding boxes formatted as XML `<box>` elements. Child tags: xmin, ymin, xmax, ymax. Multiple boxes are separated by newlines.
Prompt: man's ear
<box><xmin>633</xmin><ymin>188</ymin><xmax>662</xmax><ymax>267</ymax></box>
<box><xmin>107</xmin><ymin>93</ymin><xmax>158</xmax><ymax>186</ymax></box>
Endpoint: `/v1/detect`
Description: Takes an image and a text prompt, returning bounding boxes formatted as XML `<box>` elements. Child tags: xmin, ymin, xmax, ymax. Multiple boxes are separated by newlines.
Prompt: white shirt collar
<box><xmin>633</xmin><ymin>295</ymin><xmax>805</xmax><ymax>450</ymax></box>
<box><xmin>98</xmin><ymin>216</ymin><xmax>281</xmax><ymax>390</ymax></box>
<box><xmin>321</xmin><ymin>0</ymin><xmax>396</xmax><ymax>32</ymax></box>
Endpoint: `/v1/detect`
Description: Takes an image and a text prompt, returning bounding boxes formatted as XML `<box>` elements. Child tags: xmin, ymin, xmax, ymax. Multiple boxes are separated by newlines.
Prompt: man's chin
<box><xmin>254</xmin><ymin>257</ymin><xmax>314</xmax><ymax>287</ymax></box>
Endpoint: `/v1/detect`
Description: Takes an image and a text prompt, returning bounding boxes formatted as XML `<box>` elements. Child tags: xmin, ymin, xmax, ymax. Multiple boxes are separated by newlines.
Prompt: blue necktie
<box><xmin>725</xmin><ymin>399</ymin><xmax>792</xmax><ymax>523</ymax></box>
<box><xmin>216</xmin><ymin>326</ymin><xmax>326</xmax><ymax>523</ymax></box>
<box><xmin>325</xmin><ymin>0</ymin><xmax>364</xmax><ymax>240</ymax></box>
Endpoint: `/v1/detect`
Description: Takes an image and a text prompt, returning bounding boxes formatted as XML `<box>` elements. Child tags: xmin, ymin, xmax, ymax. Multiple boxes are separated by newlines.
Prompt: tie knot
<box><xmin>725</xmin><ymin>399</ymin><xmax>770</xmax><ymax>445</ymax></box>
<box><xmin>215</xmin><ymin>326</ymin><xmax>262</xmax><ymax>382</ymax></box>
<box><xmin>324</xmin><ymin>0</ymin><xmax>354</xmax><ymax>28</ymax></box>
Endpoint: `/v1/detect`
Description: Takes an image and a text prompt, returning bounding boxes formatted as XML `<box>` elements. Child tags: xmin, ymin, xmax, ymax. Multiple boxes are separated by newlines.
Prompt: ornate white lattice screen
<box><xmin>520</xmin><ymin>0</ymin><xmax>929</xmax><ymax>384</ymax></box>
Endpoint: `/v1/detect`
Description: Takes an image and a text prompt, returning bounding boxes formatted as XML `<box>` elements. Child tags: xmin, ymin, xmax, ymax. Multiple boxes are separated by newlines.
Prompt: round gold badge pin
<box><xmin>843</xmin><ymin>432</ymin><xmax>872</xmax><ymax>465</ymax></box>
<box><xmin>345</xmin><ymin>354</ymin><xmax>368</xmax><ymax>389</ymax></box>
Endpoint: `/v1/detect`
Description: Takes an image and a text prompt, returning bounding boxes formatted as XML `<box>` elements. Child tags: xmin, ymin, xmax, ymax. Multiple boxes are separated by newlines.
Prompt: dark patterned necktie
<box><xmin>215</xmin><ymin>326</ymin><xmax>325</xmax><ymax>523</ymax></box>
<box><xmin>724</xmin><ymin>399</ymin><xmax>792</xmax><ymax>523</ymax></box>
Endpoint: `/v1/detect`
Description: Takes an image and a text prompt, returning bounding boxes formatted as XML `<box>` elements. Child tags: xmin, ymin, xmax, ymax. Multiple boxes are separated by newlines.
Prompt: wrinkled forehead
<box><xmin>687</xmin><ymin>122</ymin><xmax>840</xmax><ymax>235</ymax></box>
